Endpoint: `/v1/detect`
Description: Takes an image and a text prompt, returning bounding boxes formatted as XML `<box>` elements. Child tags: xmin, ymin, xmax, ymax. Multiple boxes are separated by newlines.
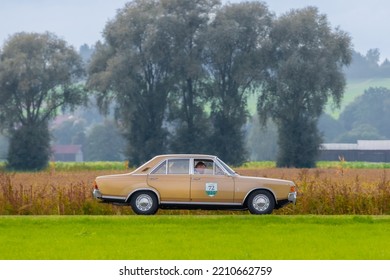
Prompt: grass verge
<box><xmin>0</xmin><ymin>215</ymin><xmax>389</xmax><ymax>260</ymax></box>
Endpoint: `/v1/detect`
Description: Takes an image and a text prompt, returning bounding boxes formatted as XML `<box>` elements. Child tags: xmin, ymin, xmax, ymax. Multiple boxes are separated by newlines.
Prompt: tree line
<box><xmin>0</xmin><ymin>0</ymin><xmax>352</xmax><ymax>170</ymax></box>
<box><xmin>345</xmin><ymin>49</ymin><xmax>390</xmax><ymax>79</ymax></box>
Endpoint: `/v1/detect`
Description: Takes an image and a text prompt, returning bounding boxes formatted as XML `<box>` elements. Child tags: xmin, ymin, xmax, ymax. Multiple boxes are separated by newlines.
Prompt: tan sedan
<box><xmin>93</xmin><ymin>154</ymin><xmax>297</xmax><ymax>215</ymax></box>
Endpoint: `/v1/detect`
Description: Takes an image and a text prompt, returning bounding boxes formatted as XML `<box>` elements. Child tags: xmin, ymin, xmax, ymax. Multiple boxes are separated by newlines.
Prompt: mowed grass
<box><xmin>0</xmin><ymin>215</ymin><xmax>389</xmax><ymax>260</ymax></box>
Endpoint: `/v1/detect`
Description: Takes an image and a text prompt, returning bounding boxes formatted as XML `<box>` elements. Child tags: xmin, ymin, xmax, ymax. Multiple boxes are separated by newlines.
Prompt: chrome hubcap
<box><xmin>252</xmin><ymin>194</ymin><xmax>270</xmax><ymax>212</ymax></box>
<box><xmin>136</xmin><ymin>194</ymin><xmax>153</xmax><ymax>211</ymax></box>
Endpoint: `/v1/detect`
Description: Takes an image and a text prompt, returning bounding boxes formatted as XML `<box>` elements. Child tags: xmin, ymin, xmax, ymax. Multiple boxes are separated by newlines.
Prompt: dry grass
<box><xmin>237</xmin><ymin>168</ymin><xmax>390</xmax><ymax>215</ymax></box>
<box><xmin>1</xmin><ymin>167</ymin><xmax>389</xmax><ymax>215</ymax></box>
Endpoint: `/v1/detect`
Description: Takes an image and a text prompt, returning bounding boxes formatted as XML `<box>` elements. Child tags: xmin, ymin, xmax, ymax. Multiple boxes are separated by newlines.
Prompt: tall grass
<box><xmin>0</xmin><ymin>167</ymin><xmax>389</xmax><ymax>215</ymax></box>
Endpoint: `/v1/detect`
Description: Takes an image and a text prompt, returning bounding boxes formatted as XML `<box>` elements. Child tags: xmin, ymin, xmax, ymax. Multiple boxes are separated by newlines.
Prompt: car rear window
<box><xmin>151</xmin><ymin>159</ymin><xmax>190</xmax><ymax>175</ymax></box>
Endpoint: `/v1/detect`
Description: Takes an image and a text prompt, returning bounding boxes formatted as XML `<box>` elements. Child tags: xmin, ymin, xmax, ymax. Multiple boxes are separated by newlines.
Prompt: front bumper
<box><xmin>92</xmin><ymin>189</ymin><xmax>102</xmax><ymax>199</ymax></box>
<box><xmin>288</xmin><ymin>191</ymin><xmax>297</xmax><ymax>205</ymax></box>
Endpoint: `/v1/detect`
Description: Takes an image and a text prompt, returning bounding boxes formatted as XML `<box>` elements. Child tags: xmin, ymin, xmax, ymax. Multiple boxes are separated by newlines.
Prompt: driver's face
<box><xmin>196</xmin><ymin>164</ymin><xmax>206</xmax><ymax>174</ymax></box>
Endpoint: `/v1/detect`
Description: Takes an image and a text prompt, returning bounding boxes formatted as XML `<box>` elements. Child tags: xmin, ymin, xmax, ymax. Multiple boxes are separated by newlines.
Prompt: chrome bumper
<box><xmin>288</xmin><ymin>191</ymin><xmax>297</xmax><ymax>205</ymax></box>
<box><xmin>92</xmin><ymin>189</ymin><xmax>102</xmax><ymax>199</ymax></box>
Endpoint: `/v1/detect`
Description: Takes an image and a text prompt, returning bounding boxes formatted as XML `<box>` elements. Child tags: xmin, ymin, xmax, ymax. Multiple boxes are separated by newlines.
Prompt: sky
<box><xmin>1</xmin><ymin>0</ymin><xmax>389</xmax><ymax>61</ymax></box>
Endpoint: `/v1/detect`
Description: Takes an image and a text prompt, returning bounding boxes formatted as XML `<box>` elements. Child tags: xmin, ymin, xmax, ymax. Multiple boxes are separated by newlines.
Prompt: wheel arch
<box><xmin>126</xmin><ymin>188</ymin><xmax>161</xmax><ymax>204</ymax></box>
<box><xmin>243</xmin><ymin>187</ymin><xmax>277</xmax><ymax>207</ymax></box>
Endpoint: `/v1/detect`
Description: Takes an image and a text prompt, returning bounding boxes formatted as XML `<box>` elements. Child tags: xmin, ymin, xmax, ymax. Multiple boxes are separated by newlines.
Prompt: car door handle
<box><xmin>149</xmin><ymin>177</ymin><xmax>159</xmax><ymax>181</ymax></box>
<box><xmin>192</xmin><ymin>177</ymin><xmax>201</xmax><ymax>181</ymax></box>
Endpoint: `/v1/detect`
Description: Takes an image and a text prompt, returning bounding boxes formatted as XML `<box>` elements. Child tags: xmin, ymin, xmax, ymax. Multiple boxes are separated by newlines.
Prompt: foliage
<box><xmin>204</xmin><ymin>1</ymin><xmax>272</xmax><ymax>165</ymax></box>
<box><xmin>51</xmin><ymin>117</ymin><xmax>86</xmax><ymax>145</ymax></box>
<box><xmin>0</xmin><ymin>32</ymin><xmax>86</xmax><ymax>170</ymax></box>
<box><xmin>318</xmin><ymin>113</ymin><xmax>346</xmax><ymax>142</ymax></box>
<box><xmin>345</xmin><ymin>49</ymin><xmax>390</xmax><ymax>79</ymax></box>
<box><xmin>7</xmin><ymin>122</ymin><xmax>51</xmax><ymax>171</ymax></box>
<box><xmin>87</xmin><ymin>0</ymin><xmax>173</xmax><ymax>166</ymax></box>
<box><xmin>245</xmin><ymin>115</ymin><xmax>279</xmax><ymax>161</ymax></box>
<box><xmin>83</xmin><ymin>120</ymin><xmax>126</xmax><ymax>161</ymax></box>
<box><xmin>258</xmin><ymin>7</ymin><xmax>352</xmax><ymax>167</ymax></box>
<box><xmin>337</xmin><ymin>87</ymin><xmax>390</xmax><ymax>140</ymax></box>
<box><xmin>164</xmin><ymin>0</ymin><xmax>218</xmax><ymax>154</ymax></box>
<box><xmin>0</xmin><ymin>134</ymin><xmax>8</xmax><ymax>160</ymax></box>
<box><xmin>47</xmin><ymin>161</ymin><xmax>129</xmax><ymax>171</ymax></box>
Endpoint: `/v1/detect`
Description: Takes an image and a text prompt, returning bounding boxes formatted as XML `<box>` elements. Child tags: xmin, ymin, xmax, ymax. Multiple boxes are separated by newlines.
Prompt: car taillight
<box><xmin>290</xmin><ymin>186</ymin><xmax>296</xmax><ymax>192</ymax></box>
<box><xmin>94</xmin><ymin>181</ymin><xmax>99</xmax><ymax>190</ymax></box>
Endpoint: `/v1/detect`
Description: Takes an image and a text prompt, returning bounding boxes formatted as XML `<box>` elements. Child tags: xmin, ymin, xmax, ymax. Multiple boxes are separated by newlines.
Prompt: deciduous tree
<box><xmin>258</xmin><ymin>7</ymin><xmax>352</xmax><ymax>167</ymax></box>
<box><xmin>204</xmin><ymin>1</ymin><xmax>272</xmax><ymax>165</ymax></box>
<box><xmin>162</xmin><ymin>0</ymin><xmax>219</xmax><ymax>154</ymax></box>
<box><xmin>0</xmin><ymin>32</ymin><xmax>85</xmax><ymax>170</ymax></box>
<box><xmin>87</xmin><ymin>0</ymin><xmax>174</xmax><ymax>166</ymax></box>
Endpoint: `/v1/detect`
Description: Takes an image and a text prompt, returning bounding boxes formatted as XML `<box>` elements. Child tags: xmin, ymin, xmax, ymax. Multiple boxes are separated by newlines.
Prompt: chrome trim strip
<box><xmin>160</xmin><ymin>201</ymin><xmax>242</xmax><ymax>206</ymax></box>
<box><xmin>101</xmin><ymin>195</ymin><xmax>127</xmax><ymax>201</ymax></box>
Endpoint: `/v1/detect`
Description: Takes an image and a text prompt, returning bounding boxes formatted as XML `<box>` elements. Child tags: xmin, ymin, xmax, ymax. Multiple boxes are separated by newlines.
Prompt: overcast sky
<box><xmin>1</xmin><ymin>0</ymin><xmax>389</xmax><ymax>61</ymax></box>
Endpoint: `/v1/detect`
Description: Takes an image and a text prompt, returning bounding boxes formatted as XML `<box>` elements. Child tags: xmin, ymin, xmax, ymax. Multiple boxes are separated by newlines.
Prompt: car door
<box><xmin>190</xmin><ymin>159</ymin><xmax>234</xmax><ymax>203</ymax></box>
<box><xmin>147</xmin><ymin>158</ymin><xmax>191</xmax><ymax>202</ymax></box>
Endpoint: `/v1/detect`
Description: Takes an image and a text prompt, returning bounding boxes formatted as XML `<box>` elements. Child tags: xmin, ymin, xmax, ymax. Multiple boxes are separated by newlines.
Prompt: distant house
<box><xmin>319</xmin><ymin>140</ymin><xmax>390</xmax><ymax>162</ymax></box>
<box><xmin>52</xmin><ymin>145</ymin><xmax>83</xmax><ymax>162</ymax></box>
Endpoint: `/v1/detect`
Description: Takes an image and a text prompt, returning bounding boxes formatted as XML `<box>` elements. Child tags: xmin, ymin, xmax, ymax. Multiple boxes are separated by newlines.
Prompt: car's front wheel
<box><xmin>130</xmin><ymin>191</ymin><xmax>158</xmax><ymax>215</ymax></box>
<box><xmin>247</xmin><ymin>190</ymin><xmax>275</xmax><ymax>214</ymax></box>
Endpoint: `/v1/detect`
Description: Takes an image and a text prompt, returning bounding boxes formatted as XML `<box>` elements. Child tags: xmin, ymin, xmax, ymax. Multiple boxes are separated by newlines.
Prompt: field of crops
<box><xmin>1</xmin><ymin>163</ymin><xmax>389</xmax><ymax>215</ymax></box>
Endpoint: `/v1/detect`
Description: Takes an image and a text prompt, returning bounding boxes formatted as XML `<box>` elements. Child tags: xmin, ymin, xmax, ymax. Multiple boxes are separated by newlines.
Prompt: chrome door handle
<box><xmin>149</xmin><ymin>177</ymin><xmax>158</xmax><ymax>181</ymax></box>
<box><xmin>192</xmin><ymin>177</ymin><xmax>201</xmax><ymax>181</ymax></box>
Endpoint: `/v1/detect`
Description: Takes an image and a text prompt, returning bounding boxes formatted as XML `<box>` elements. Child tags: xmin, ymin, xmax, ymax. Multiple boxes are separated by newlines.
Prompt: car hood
<box><xmin>235</xmin><ymin>175</ymin><xmax>295</xmax><ymax>186</ymax></box>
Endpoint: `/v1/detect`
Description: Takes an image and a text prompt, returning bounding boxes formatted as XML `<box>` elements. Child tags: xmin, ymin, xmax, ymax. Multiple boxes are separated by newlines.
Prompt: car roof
<box><xmin>154</xmin><ymin>154</ymin><xmax>217</xmax><ymax>159</ymax></box>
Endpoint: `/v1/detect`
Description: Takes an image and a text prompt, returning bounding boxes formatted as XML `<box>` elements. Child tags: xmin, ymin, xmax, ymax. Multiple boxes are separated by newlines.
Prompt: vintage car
<box><xmin>93</xmin><ymin>154</ymin><xmax>297</xmax><ymax>215</ymax></box>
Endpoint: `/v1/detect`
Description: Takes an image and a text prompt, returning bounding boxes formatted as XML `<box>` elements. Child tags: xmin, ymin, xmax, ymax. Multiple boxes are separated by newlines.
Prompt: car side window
<box><xmin>167</xmin><ymin>159</ymin><xmax>190</xmax><ymax>174</ymax></box>
<box><xmin>194</xmin><ymin>159</ymin><xmax>214</xmax><ymax>174</ymax></box>
<box><xmin>151</xmin><ymin>160</ymin><xmax>167</xmax><ymax>174</ymax></box>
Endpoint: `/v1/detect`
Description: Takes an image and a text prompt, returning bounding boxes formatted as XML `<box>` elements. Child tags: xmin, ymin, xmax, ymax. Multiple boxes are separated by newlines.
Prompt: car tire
<box><xmin>247</xmin><ymin>190</ymin><xmax>275</xmax><ymax>215</ymax></box>
<box><xmin>130</xmin><ymin>191</ymin><xmax>158</xmax><ymax>215</ymax></box>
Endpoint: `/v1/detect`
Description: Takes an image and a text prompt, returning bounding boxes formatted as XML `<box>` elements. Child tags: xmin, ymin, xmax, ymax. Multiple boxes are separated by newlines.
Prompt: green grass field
<box><xmin>0</xmin><ymin>215</ymin><xmax>389</xmax><ymax>260</ymax></box>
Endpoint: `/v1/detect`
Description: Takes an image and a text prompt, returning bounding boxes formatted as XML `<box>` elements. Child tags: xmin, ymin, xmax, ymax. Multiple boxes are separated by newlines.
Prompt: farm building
<box><xmin>319</xmin><ymin>140</ymin><xmax>390</xmax><ymax>162</ymax></box>
<box><xmin>51</xmin><ymin>145</ymin><xmax>83</xmax><ymax>162</ymax></box>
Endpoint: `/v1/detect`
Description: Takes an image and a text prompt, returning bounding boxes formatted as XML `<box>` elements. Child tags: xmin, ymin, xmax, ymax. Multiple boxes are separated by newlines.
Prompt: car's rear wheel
<box><xmin>247</xmin><ymin>190</ymin><xmax>275</xmax><ymax>214</ymax></box>
<box><xmin>130</xmin><ymin>191</ymin><xmax>158</xmax><ymax>215</ymax></box>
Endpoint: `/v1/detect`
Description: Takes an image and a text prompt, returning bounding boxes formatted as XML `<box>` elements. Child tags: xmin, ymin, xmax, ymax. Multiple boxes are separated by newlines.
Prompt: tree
<box><xmin>246</xmin><ymin>115</ymin><xmax>278</xmax><ymax>161</ymax></box>
<box><xmin>84</xmin><ymin>120</ymin><xmax>125</xmax><ymax>161</ymax></box>
<box><xmin>335</xmin><ymin>124</ymin><xmax>384</xmax><ymax>143</ymax></box>
<box><xmin>52</xmin><ymin>117</ymin><xmax>86</xmax><ymax>145</ymax></box>
<box><xmin>87</xmin><ymin>0</ymin><xmax>174</xmax><ymax>166</ymax></box>
<box><xmin>258</xmin><ymin>7</ymin><xmax>352</xmax><ymax>167</ymax></box>
<box><xmin>0</xmin><ymin>32</ymin><xmax>85</xmax><ymax>170</ymax></box>
<box><xmin>338</xmin><ymin>87</ymin><xmax>390</xmax><ymax>139</ymax></box>
<box><xmin>162</xmin><ymin>0</ymin><xmax>219</xmax><ymax>154</ymax></box>
<box><xmin>203</xmin><ymin>1</ymin><xmax>272</xmax><ymax>165</ymax></box>
<box><xmin>318</xmin><ymin>113</ymin><xmax>346</xmax><ymax>142</ymax></box>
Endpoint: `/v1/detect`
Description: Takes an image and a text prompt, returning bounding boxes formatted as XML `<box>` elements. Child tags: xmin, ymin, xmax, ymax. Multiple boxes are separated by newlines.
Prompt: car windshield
<box><xmin>216</xmin><ymin>158</ymin><xmax>236</xmax><ymax>175</ymax></box>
